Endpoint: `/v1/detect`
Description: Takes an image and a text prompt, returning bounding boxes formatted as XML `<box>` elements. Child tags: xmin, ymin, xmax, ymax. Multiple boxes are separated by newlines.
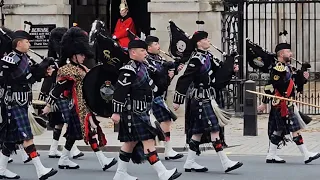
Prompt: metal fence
<box><xmin>222</xmin><ymin>0</ymin><xmax>320</xmax><ymax>115</ymax></box>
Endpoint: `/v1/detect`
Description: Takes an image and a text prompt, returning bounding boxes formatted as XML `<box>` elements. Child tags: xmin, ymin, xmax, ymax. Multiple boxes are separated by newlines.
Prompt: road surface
<box><xmin>7</xmin><ymin>151</ymin><xmax>320</xmax><ymax>180</ymax></box>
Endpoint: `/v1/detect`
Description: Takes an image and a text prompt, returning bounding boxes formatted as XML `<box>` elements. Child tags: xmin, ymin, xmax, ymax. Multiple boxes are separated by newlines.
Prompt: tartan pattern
<box><xmin>189</xmin><ymin>98</ymin><xmax>220</xmax><ymax>135</ymax></box>
<box><xmin>55</xmin><ymin>99</ymin><xmax>83</xmax><ymax>140</ymax></box>
<box><xmin>118</xmin><ymin>103</ymin><xmax>156</xmax><ymax>142</ymax></box>
<box><xmin>152</xmin><ymin>96</ymin><xmax>171</xmax><ymax>123</ymax></box>
<box><xmin>268</xmin><ymin>106</ymin><xmax>301</xmax><ymax>137</ymax></box>
<box><xmin>0</xmin><ymin>102</ymin><xmax>33</xmax><ymax>143</ymax></box>
<box><xmin>10</xmin><ymin>54</ymin><xmax>29</xmax><ymax>80</ymax></box>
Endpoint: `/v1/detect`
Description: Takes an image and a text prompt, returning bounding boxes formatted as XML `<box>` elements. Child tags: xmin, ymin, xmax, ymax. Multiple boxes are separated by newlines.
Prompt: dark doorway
<box><xmin>70</xmin><ymin>0</ymin><xmax>151</xmax><ymax>36</ymax></box>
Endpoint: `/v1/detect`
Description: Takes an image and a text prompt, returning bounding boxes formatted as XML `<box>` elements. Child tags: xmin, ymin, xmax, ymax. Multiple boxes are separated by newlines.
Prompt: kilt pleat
<box><xmin>118</xmin><ymin>103</ymin><xmax>156</xmax><ymax>142</ymax></box>
<box><xmin>189</xmin><ymin>98</ymin><xmax>220</xmax><ymax>135</ymax></box>
<box><xmin>152</xmin><ymin>96</ymin><xmax>171</xmax><ymax>123</ymax></box>
<box><xmin>55</xmin><ymin>99</ymin><xmax>83</xmax><ymax>140</ymax></box>
<box><xmin>0</xmin><ymin>102</ymin><xmax>33</xmax><ymax>143</ymax></box>
<box><xmin>268</xmin><ymin>106</ymin><xmax>301</xmax><ymax>137</ymax></box>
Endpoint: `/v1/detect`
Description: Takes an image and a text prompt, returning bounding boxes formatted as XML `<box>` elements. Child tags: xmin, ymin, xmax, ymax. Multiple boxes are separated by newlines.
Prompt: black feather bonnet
<box><xmin>60</xmin><ymin>27</ymin><xmax>94</xmax><ymax>60</ymax></box>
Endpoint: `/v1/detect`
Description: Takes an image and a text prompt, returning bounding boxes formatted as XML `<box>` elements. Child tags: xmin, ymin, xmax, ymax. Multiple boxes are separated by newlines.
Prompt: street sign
<box><xmin>28</xmin><ymin>24</ymin><xmax>56</xmax><ymax>49</ymax></box>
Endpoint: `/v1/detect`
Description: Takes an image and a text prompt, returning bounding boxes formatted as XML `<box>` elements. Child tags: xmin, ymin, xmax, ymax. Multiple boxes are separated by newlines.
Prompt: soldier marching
<box><xmin>1</xmin><ymin>11</ymin><xmax>319</xmax><ymax>180</ymax></box>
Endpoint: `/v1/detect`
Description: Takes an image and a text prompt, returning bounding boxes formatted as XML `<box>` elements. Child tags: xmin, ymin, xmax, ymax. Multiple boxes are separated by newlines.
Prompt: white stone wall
<box><xmin>2</xmin><ymin>0</ymin><xmax>71</xmax><ymax>98</ymax></box>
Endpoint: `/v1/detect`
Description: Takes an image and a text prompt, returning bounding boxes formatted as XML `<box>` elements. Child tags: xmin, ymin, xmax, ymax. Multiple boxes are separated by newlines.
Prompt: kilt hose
<box><xmin>151</xmin><ymin>96</ymin><xmax>172</xmax><ymax>123</ymax></box>
<box><xmin>55</xmin><ymin>99</ymin><xmax>83</xmax><ymax>140</ymax></box>
<box><xmin>268</xmin><ymin>105</ymin><xmax>301</xmax><ymax>138</ymax></box>
<box><xmin>0</xmin><ymin>102</ymin><xmax>33</xmax><ymax>144</ymax></box>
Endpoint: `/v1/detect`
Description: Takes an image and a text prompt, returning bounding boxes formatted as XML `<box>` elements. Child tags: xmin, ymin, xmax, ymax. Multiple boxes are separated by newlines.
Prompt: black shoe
<box><xmin>102</xmin><ymin>158</ymin><xmax>117</xmax><ymax>171</ymax></box>
<box><xmin>39</xmin><ymin>168</ymin><xmax>58</xmax><ymax>180</ymax></box>
<box><xmin>185</xmin><ymin>167</ymin><xmax>208</xmax><ymax>172</ymax></box>
<box><xmin>169</xmin><ymin>169</ymin><xmax>182</xmax><ymax>180</ymax></box>
<box><xmin>266</xmin><ymin>159</ymin><xmax>286</xmax><ymax>163</ymax></box>
<box><xmin>165</xmin><ymin>153</ymin><xmax>184</xmax><ymax>160</ymax></box>
<box><xmin>72</xmin><ymin>152</ymin><xmax>84</xmax><ymax>159</ymax></box>
<box><xmin>0</xmin><ymin>174</ymin><xmax>20</xmax><ymax>179</ymax></box>
<box><xmin>58</xmin><ymin>165</ymin><xmax>80</xmax><ymax>169</ymax></box>
<box><xmin>225</xmin><ymin>162</ymin><xmax>243</xmax><ymax>173</ymax></box>
<box><xmin>305</xmin><ymin>153</ymin><xmax>320</xmax><ymax>164</ymax></box>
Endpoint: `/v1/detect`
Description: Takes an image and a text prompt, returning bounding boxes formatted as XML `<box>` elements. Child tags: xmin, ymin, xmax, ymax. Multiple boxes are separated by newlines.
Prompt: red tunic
<box><xmin>113</xmin><ymin>16</ymin><xmax>136</xmax><ymax>48</ymax></box>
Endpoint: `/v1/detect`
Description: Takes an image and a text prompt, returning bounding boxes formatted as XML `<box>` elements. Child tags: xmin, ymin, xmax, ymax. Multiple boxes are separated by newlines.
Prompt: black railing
<box><xmin>221</xmin><ymin>1</ymin><xmax>246</xmax><ymax>113</ymax></box>
<box><xmin>245</xmin><ymin>0</ymin><xmax>320</xmax><ymax>115</ymax></box>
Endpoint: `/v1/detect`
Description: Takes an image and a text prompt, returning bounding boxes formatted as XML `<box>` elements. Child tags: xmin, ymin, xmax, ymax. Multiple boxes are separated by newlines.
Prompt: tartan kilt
<box><xmin>0</xmin><ymin>102</ymin><xmax>33</xmax><ymax>143</ymax></box>
<box><xmin>151</xmin><ymin>96</ymin><xmax>172</xmax><ymax>123</ymax></box>
<box><xmin>55</xmin><ymin>99</ymin><xmax>83</xmax><ymax>140</ymax></box>
<box><xmin>268</xmin><ymin>105</ymin><xmax>301</xmax><ymax>137</ymax></box>
<box><xmin>118</xmin><ymin>103</ymin><xmax>156</xmax><ymax>142</ymax></box>
<box><xmin>185</xmin><ymin>98</ymin><xmax>220</xmax><ymax>145</ymax></box>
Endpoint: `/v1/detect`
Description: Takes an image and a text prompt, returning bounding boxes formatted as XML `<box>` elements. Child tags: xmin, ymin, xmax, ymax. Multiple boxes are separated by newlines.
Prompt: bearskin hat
<box><xmin>60</xmin><ymin>27</ymin><xmax>94</xmax><ymax>60</ymax></box>
<box><xmin>48</xmin><ymin>27</ymin><xmax>68</xmax><ymax>57</ymax></box>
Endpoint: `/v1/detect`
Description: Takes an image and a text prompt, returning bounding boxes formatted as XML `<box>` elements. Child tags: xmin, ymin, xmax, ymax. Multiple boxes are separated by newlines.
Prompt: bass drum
<box><xmin>82</xmin><ymin>64</ymin><xmax>119</xmax><ymax>118</ymax></box>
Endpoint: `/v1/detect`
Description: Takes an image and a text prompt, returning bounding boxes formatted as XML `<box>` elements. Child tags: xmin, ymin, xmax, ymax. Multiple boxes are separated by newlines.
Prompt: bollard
<box><xmin>243</xmin><ymin>80</ymin><xmax>257</xmax><ymax>136</ymax></box>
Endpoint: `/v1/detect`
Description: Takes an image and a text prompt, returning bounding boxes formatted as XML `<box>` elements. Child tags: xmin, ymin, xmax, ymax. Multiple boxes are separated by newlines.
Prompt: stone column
<box><xmin>2</xmin><ymin>0</ymin><xmax>71</xmax><ymax>97</ymax></box>
<box><xmin>148</xmin><ymin>0</ymin><xmax>224</xmax><ymax>116</ymax></box>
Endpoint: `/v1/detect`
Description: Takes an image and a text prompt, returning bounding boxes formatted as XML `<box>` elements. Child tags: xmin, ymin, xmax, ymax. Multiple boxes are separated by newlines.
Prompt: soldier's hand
<box><xmin>46</xmin><ymin>66</ymin><xmax>55</xmax><ymax>76</ymax></box>
<box><xmin>42</xmin><ymin>105</ymin><xmax>51</xmax><ymax>114</ymax></box>
<box><xmin>233</xmin><ymin>64</ymin><xmax>239</xmax><ymax>72</ymax></box>
<box><xmin>257</xmin><ymin>104</ymin><xmax>267</xmax><ymax>113</ymax></box>
<box><xmin>177</xmin><ymin>64</ymin><xmax>184</xmax><ymax>72</ymax></box>
<box><xmin>168</xmin><ymin>70</ymin><xmax>174</xmax><ymax>79</ymax></box>
<box><xmin>303</xmin><ymin>71</ymin><xmax>309</xmax><ymax>80</ymax></box>
<box><xmin>111</xmin><ymin>113</ymin><xmax>120</xmax><ymax>124</ymax></box>
<box><xmin>173</xmin><ymin>103</ymin><xmax>180</xmax><ymax>111</ymax></box>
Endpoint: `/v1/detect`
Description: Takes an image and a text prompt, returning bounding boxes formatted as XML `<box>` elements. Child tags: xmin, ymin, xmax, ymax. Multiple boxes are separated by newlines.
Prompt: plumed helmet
<box><xmin>48</xmin><ymin>27</ymin><xmax>68</xmax><ymax>57</ymax></box>
<box><xmin>60</xmin><ymin>27</ymin><xmax>94</xmax><ymax>60</ymax></box>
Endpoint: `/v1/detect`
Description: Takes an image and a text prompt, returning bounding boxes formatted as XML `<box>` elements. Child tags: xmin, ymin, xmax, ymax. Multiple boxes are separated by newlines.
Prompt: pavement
<box><xmin>7</xmin><ymin>151</ymin><xmax>320</xmax><ymax>180</ymax></box>
<box><xmin>33</xmin><ymin>113</ymin><xmax>320</xmax><ymax>156</ymax></box>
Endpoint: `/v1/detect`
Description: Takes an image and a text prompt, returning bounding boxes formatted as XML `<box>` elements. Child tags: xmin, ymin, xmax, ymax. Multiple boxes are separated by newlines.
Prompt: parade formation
<box><xmin>0</xmin><ymin>0</ymin><xmax>320</xmax><ymax>180</ymax></box>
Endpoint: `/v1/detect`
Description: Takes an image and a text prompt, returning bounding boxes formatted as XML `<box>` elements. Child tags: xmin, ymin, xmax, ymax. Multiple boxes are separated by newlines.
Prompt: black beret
<box><xmin>275</xmin><ymin>43</ymin><xmax>291</xmax><ymax>53</ymax></box>
<box><xmin>12</xmin><ymin>30</ymin><xmax>31</xmax><ymax>40</ymax></box>
<box><xmin>128</xmin><ymin>40</ymin><xmax>147</xmax><ymax>49</ymax></box>
<box><xmin>191</xmin><ymin>31</ymin><xmax>208</xmax><ymax>45</ymax></box>
<box><xmin>145</xmin><ymin>35</ymin><xmax>159</xmax><ymax>45</ymax></box>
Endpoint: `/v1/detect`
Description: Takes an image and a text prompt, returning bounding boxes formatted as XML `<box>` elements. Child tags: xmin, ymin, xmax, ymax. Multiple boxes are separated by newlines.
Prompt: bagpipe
<box><xmin>246</xmin><ymin>30</ymin><xmax>311</xmax><ymax>76</ymax></box>
<box><xmin>83</xmin><ymin>20</ymin><xmax>131</xmax><ymax>118</ymax></box>
<box><xmin>167</xmin><ymin>20</ymin><xmax>238</xmax><ymax>89</ymax></box>
<box><xmin>246</xmin><ymin>38</ymin><xmax>277</xmax><ymax>73</ymax></box>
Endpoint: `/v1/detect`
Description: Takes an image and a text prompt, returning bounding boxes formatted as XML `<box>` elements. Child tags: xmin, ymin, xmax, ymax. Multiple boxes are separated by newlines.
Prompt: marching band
<box><xmin>0</xmin><ymin>0</ymin><xmax>319</xmax><ymax>180</ymax></box>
